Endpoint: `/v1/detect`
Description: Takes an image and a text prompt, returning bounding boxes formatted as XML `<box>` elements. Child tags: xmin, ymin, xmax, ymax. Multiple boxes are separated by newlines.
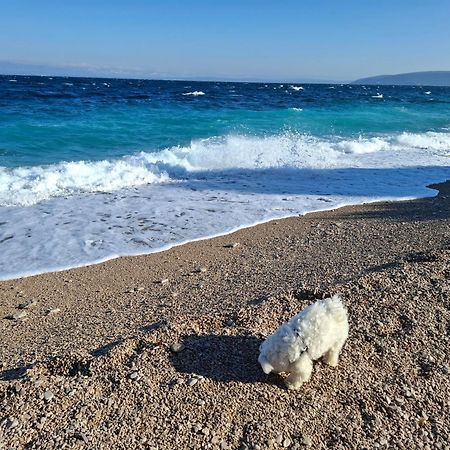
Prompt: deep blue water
<box><xmin>1</xmin><ymin>75</ymin><xmax>449</xmax><ymax>167</ymax></box>
<box><xmin>0</xmin><ymin>75</ymin><xmax>449</xmax><ymax>280</ymax></box>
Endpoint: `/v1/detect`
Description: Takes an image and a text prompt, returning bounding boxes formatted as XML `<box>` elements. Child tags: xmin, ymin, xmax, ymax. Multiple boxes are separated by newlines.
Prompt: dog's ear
<box><xmin>258</xmin><ymin>355</ymin><xmax>274</xmax><ymax>374</ymax></box>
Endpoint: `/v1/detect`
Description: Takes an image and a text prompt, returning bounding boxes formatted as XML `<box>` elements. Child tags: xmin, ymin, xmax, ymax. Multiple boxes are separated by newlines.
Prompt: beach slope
<box><xmin>1</xmin><ymin>182</ymin><xmax>449</xmax><ymax>449</ymax></box>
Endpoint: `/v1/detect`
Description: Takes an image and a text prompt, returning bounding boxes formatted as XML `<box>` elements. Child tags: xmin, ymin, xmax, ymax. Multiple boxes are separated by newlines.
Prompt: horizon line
<box><xmin>0</xmin><ymin>71</ymin><xmax>349</xmax><ymax>85</ymax></box>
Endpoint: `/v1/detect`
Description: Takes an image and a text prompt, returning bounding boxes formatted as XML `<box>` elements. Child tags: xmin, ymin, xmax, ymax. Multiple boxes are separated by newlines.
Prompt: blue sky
<box><xmin>0</xmin><ymin>0</ymin><xmax>449</xmax><ymax>81</ymax></box>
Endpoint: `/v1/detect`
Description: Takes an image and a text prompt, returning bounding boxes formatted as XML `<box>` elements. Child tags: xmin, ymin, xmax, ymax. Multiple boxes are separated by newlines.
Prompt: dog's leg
<box><xmin>285</xmin><ymin>354</ymin><xmax>313</xmax><ymax>390</ymax></box>
<box><xmin>323</xmin><ymin>340</ymin><xmax>346</xmax><ymax>367</ymax></box>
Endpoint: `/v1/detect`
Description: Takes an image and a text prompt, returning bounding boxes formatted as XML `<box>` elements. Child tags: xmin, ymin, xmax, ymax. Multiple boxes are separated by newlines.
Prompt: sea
<box><xmin>1</xmin><ymin>75</ymin><xmax>449</xmax><ymax>280</ymax></box>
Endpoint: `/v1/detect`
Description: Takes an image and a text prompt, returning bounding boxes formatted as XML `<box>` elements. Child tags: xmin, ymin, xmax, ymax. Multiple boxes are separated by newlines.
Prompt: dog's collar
<box><xmin>294</xmin><ymin>330</ymin><xmax>308</xmax><ymax>352</ymax></box>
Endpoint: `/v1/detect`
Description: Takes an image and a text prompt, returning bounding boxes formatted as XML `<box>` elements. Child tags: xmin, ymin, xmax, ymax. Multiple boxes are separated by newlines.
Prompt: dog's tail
<box><xmin>326</xmin><ymin>294</ymin><xmax>348</xmax><ymax>322</ymax></box>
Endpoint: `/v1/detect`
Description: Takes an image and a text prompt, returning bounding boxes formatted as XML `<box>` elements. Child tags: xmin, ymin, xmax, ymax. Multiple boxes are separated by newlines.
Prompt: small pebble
<box><xmin>283</xmin><ymin>437</ymin><xmax>292</xmax><ymax>447</ymax></box>
<box><xmin>302</xmin><ymin>435</ymin><xmax>312</xmax><ymax>447</ymax></box>
<box><xmin>160</xmin><ymin>278</ymin><xmax>169</xmax><ymax>285</ymax></box>
<box><xmin>11</xmin><ymin>310</ymin><xmax>27</xmax><ymax>320</ymax></box>
<box><xmin>44</xmin><ymin>390</ymin><xmax>54</xmax><ymax>401</ymax></box>
<box><xmin>187</xmin><ymin>378</ymin><xmax>198</xmax><ymax>386</ymax></box>
<box><xmin>224</xmin><ymin>242</ymin><xmax>240</xmax><ymax>248</ymax></box>
<box><xmin>130</xmin><ymin>371</ymin><xmax>139</xmax><ymax>380</ymax></box>
<box><xmin>170</xmin><ymin>343</ymin><xmax>185</xmax><ymax>353</ymax></box>
<box><xmin>418</xmin><ymin>415</ymin><xmax>428</xmax><ymax>426</ymax></box>
<box><xmin>4</xmin><ymin>416</ymin><xmax>19</xmax><ymax>429</ymax></box>
<box><xmin>75</xmin><ymin>432</ymin><xmax>89</xmax><ymax>443</ymax></box>
<box><xmin>18</xmin><ymin>300</ymin><xmax>37</xmax><ymax>309</ymax></box>
<box><xmin>47</xmin><ymin>308</ymin><xmax>60</xmax><ymax>315</ymax></box>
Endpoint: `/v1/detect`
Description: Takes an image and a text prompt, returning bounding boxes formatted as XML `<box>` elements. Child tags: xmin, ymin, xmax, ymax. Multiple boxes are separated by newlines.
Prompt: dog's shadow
<box><xmin>170</xmin><ymin>334</ymin><xmax>280</xmax><ymax>385</ymax></box>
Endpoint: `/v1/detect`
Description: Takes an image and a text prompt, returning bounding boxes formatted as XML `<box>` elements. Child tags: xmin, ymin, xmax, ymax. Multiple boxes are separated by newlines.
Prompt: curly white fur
<box><xmin>258</xmin><ymin>294</ymin><xmax>349</xmax><ymax>390</ymax></box>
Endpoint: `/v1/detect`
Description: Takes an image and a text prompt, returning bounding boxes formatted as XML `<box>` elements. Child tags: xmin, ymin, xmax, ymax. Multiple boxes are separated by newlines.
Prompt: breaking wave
<box><xmin>1</xmin><ymin>131</ymin><xmax>449</xmax><ymax>207</ymax></box>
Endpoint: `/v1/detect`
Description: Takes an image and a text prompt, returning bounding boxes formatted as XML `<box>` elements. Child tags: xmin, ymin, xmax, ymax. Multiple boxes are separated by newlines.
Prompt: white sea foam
<box><xmin>336</xmin><ymin>137</ymin><xmax>390</xmax><ymax>154</ymax></box>
<box><xmin>290</xmin><ymin>85</ymin><xmax>304</xmax><ymax>91</ymax></box>
<box><xmin>182</xmin><ymin>91</ymin><xmax>205</xmax><ymax>96</ymax></box>
<box><xmin>0</xmin><ymin>158</ymin><xmax>170</xmax><ymax>207</ymax></box>
<box><xmin>372</xmin><ymin>93</ymin><xmax>383</xmax><ymax>99</ymax></box>
<box><xmin>395</xmin><ymin>131</ymin><xmax>450</xmax><ymax>151</ymax></box>
<box><xmin>1</xmin><ymin>131</ymin><xmax>449</xmax><ymax>280</ymax></box>
<box><xmin>1</xmin><ymin>131</ymin><xmax>450</xmax><ymax>208</ymax></box>
<box><xmin>425</xmin><ymin>91</ymin><xmax>431</xmax><ymax>95</ymax></box>
<box><xmin>290</xmin><ymin>107</ymin><xmax>303</xmax><ymax>112</ymax></box>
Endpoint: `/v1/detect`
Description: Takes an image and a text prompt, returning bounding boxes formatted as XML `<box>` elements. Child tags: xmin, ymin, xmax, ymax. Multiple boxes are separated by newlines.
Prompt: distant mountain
<box><xmin>352</xmin><ymin>71</ymin><xmax>450</xmax><ymax>86</ymax></box>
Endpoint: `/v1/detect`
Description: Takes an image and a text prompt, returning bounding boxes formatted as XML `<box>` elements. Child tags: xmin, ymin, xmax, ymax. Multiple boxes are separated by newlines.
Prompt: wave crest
<box><xmin>0</xmin><ymin>158</ymin><xmax>170</xmax><ymax>207</ymax></box>
<box><xmin>1</xmin><ymin>131</ymin><xmax>449</xmax><ymax>207</ymax></box>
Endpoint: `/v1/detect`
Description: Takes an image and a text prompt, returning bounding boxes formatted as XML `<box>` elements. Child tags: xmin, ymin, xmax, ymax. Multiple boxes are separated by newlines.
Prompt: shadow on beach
<box><xmin>170</xmin><ymin>334</ymin><xmax>279</xmax><ymax>385</ymax></box>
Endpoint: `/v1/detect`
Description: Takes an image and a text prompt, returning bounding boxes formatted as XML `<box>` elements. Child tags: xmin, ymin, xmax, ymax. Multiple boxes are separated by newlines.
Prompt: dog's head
<box><xmin>258</xmin><ymin>324</ymin><xmax>307</xmax><ymax>374</ymax></box>
<box><xmin>258</xmin><ymin>353</ymin><xmax>274</xmax><ymax>374</ymax></box>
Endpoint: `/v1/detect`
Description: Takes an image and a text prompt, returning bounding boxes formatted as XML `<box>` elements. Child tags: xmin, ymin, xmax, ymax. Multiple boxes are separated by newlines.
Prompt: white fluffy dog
<box><xmin>258</xmin><ymin>294</ymin><xmax>348</xmax><ymax>390</ymax></box>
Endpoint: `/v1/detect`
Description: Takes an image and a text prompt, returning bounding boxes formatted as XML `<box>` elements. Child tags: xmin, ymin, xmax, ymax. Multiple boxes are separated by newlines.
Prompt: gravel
<box><xmin>1</xmin><ymin>181</ymin><xmax>449</xmax><ymax>449</ymax></box>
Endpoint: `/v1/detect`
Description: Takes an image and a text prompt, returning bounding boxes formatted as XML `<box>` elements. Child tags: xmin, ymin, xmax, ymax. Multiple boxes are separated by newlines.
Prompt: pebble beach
<box><xmin>1</xmin><ymin>181</ymin><xmax>449</xmax><ymax>449</ymax></box>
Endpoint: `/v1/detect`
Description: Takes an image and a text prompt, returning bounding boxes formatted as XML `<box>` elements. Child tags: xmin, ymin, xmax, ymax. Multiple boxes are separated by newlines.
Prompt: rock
<box><xmin>44</xmin><ymin>390</ymin><xmax>54</xmax><ymax>401</ymax></box>
<box><xmin>302</xmin><ymin>435</ymin><xmax>312</xmax><ymax>447</ymax></box>
<box><xmin>283</xmin><ymin>437</ymin><xmax>292</xmax><ymax>447</ymax></box>
<box><xmin>3</xmin><ymin>416</ymin><xmax>19</xmax><ymax>429</ymax></box>
<box><xmin>224</xmin><ymin>242</ymin><xmax>240</xmax><ymax>248</ymax></box>
<box><xmin>187</xmin><ymin>378</ymin><xmax>198</xmax><ymax>386</ymax></box>
<box><xmin>130</xmin><ymin>371</ymin><xmax>139</xmax><ymax>380</ymax></box>
<box><xmin>10</xmin><ymin>310</ymin><xmax>27</xmax><ymax>320</ymax></box>
<box><xmin>136</xmin><ymin>287</ymin><xmax>145</xmax><ymax>291</ymax></box>
<box><xmin>418</xmin><ymin>415</ymin><xmax>428</xmax><ymax>426</ymax></box>
<box><xmin>47</xmin><ymin>308</ymin><xmax>60</xmax><ymax>315</ymax></box>
<box><xmin>194</xmin><ymin>267</ymin><xmax>207</xmax><ymax>273</ymax></box>
<box><xmin>18</xmin><ymin>299</ymin><xmax>37</xmax><ymax>309</ymax></box>
<box><xmin>170</xmin><ymin>342</ymin><xmax>185</xmax><ymax>353</ymax></box>
<box><xmin>160</xmin><ymin>278</ymin><xmax>169</xmax><ymax>285</ymax></box>
<box><xmin>201</xmin><ymin>427</ymin><xmax>210</xmax><ymax>436</ymax></box>
<box><xmin>74</xmin><ymin>432</ymin><xmax>89</xmax><ymax>443</ymax></box>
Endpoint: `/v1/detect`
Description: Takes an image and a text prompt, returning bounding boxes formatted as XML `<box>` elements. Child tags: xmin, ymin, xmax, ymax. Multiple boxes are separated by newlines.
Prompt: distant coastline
<box><xmin>352</xmin><ymin>71</ymin><xmax>450</xmax><ymax>86</ymax></box>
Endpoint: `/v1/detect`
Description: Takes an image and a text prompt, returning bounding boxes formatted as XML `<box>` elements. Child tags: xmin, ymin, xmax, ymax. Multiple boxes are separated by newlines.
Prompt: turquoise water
<box><xmin>1</xmin><ymin>76</ymin><xmax>450</xmax><ymax>168</ymax></box>
<box><xmin>0</xmin><ymin>75</ymin><xmax>449</xmax><ymax>279</ymax></box>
